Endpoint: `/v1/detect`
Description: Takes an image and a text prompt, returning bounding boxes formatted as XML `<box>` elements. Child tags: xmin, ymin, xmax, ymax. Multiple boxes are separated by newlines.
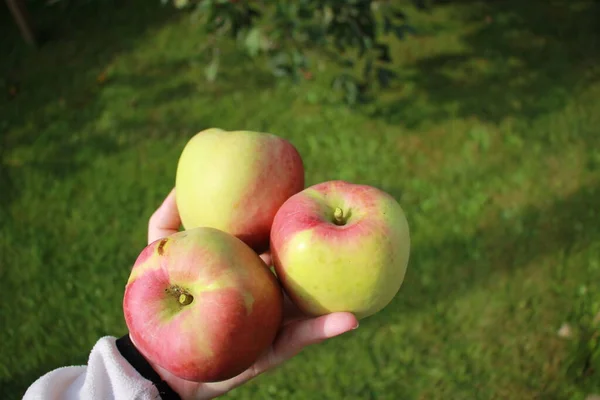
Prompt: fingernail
<box><xmin>352</xmin><ymin>323</ymin><xmax>359</xmax><ymax>330</ymax></box>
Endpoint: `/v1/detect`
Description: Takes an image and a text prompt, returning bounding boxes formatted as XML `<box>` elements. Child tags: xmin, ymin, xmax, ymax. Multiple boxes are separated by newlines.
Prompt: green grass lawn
<box><xmin>2</xmin><ymin>0</ymin><xmax>600</xmax><ymax>398</ymax></box>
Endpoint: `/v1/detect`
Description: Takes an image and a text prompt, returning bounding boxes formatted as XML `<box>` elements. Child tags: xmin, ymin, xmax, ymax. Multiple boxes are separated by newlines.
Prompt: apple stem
<box><xmin>165</xmin><ymin>285</ymin><xmax>194</xmax><ymax>306</ymax></box>
<box><xmin>178</xmin><ymin>293</ymin><xmax>193</xmax><ymax>306</ymax></box>
<box><xmin>333</xmin><ymin>207</ymin><xmax>345</xmax><ymax>225</ymax></box>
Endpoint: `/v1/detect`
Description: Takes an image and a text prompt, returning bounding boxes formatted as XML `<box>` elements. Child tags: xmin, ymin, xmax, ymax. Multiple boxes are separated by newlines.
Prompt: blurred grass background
<box><xmin>1</xmin><ymin>0</ymin><xmax>600</xmax><ymax>399</ymax></box>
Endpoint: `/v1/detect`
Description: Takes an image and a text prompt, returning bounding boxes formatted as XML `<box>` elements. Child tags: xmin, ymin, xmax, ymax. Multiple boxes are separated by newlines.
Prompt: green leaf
<box><xmin>383</xmin><ymin>16</ymin><xmax>392</xmax><ymax>34</ymax></box>
<box><xmin>375</xmin><ymin>43</ymin><xmax>392</xmax><ymax>63</ymax></box>
<box><xmin>292</xmin><ymin>50</ymin><xmax>308</xmax><ymax>68</ymax></box>
<box><xmin>248</xmin><ymin>6</ymin><xmax>261</xmax><ymax>18</ymax></box>
<box><xmin>196</xmin><ymin>0</ymin><xmax>213</xmax><ymax>11</ymax></box>
<box><xmin>304</xmin><ymin>24</ymin><xmax>327</xmax><ymax>45</ymax></box>
<box><xmin>270</xmin><ymin>52</ymin><xmax>290</xmax><ymax>67</ymax></box>
<box><xmin>269</xmin><ymin>52</ymin><xmax>293</xmax><ymax>77</ymax></box>
<box><xmin>392</xmin><ymin>9</ymin><xmax>406</xmax><ymax>20</ymax></box>
<box><xmin>323</xmin><ymin>6</ymin><xmax>334</xmax><ymax>26</ymax></box>
<box><xmin>393</xmin><ymin>24</ymin><xmax>417</xmax><ymax>40</ymax></box>
<box><xmin>331</xmin><ymin>73</ymin><xmax>361</xmax><ymax>105</ymax></box>
<box><xmin>272</xmin><ymin>65</ymin><xmax>293</xmax><ymax>77</ymax></box>
<box><xmin>174</xmin><ymin>0</ymin><xmax>190</xmax><ymax>8</ymax></box>
<box><xmin>297</xmin><ymin>5</ymin><xmax>313</xmax><ymax>19</ymax></box>
<box><xmin>244</xmin><ymin>27</ymin><xmax>262</xmax><ymax>57</ymax></box>
<box><xmin>376</xmin><ymin>67</ymin><xmax>396</xmax><ymax>88</ymax></box>
<box><xmin>204</xmin><ymin>51</ymin><xmax>220</xmax><ymax>82</ymax></box>
<box><xmin>341</xmin><ymin>58</ymin><xmax>354</xmax><ymax>68</ymax></box>
<box><xmin>394</xmin><ymin>26</ymin><xmax>405</xmax><ymax>40</ymax></box>
<box><xmin>344</xmin><ymin>80</ymin><xmax>359</xmax><ymax>104</ymax></box>
<box><xmin>333</xmin><ymin>35</ymin><xmax>346</xmax><ymax>53</ymax></box>
<box><xmin>412</xmin><ymin>0</ymin><xmax>427</xmax><ymax>10</ymax></box>
<box><xmin>363</xmin><ymin>57</ymin><xmax>373</xmax><ymax>79</ymax></box>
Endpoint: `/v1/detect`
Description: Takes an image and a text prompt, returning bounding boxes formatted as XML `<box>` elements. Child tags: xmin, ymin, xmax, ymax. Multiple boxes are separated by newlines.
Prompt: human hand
<box><xmin>142</xmin><ymin>188</ymin><xmax>359</xmax><ymax>400</ymax></box>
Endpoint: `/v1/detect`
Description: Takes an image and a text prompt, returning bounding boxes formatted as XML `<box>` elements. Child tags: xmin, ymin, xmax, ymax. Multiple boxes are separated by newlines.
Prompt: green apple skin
<box><xmin>123</xmin><ymin>227</ymin><xmax>283</xmax><ymax>382</ymax></box>
<box><xmin>270</xmin><ymin>180</ymin><xmax>410</xmax><ymax>320</ymax></box>
<box><xmin>175</xmin><ymin>128</ymin><xmax>305</xmax><ymax>253</ymax></box>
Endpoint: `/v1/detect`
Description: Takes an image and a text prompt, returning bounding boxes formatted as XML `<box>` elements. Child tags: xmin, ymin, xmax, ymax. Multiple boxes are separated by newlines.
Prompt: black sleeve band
<box><xmin>116</xmin><ymin>334</ymin><xmax>182</xmax><ymax>400</ymax></box>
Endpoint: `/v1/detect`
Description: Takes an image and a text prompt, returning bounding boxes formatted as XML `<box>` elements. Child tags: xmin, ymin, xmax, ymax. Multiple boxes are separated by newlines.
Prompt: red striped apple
<box><xmin>123</xmin><ymin>227</ymin><xmax>283</xmax><ymax>382</ymax></box>
<box><xmin>175</xmin><ymin>128</ymin><xmax>305</xmax><ymax>253</ymax></box>
<box><xmin>270</xmin><ymin>180</ymin><xmax>410</xmax><ymax>320</ymax></box>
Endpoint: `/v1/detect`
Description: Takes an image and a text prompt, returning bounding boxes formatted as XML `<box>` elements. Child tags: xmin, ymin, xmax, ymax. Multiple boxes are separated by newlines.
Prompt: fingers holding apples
<box><xmin>148</xmin><ymin>187</ymin><xmax>276</xmax><ymax>264</ymax></box>
<box><xmin>148</xmin><ymin>187</ymin><xmax>181</xmax><ymax>244</ymax></box>
<box><xmin>258</xmin><ymin>251</ymin><xmax>272</xmax><ymax>267</ymax></box>
<box><xmin>202</xmin><ymin>311</ymin><xmax>358</xmax><ymax>396</ymax></box>
<box><xmin>123</xmin><ymin>128</ymin><xmax>410</xmax><ymax>399</ymax></box>
<box><xmin>271</xmin><ymin>312</ymin><xmax>359</xmax><ymax>361</ymax></box>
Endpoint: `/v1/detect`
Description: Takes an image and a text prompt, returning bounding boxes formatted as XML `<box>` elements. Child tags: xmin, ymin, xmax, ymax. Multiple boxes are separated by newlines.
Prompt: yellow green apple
<box><xmin>270</xmin><ymin>180</ymin><xmax>410</xmax><ymax>320</ymax></box>
<box><xmin>175</xmin><ymin>128</ymin><xmax>305</xmax><ymax>253</ymax></box>
<box><xmin>123</xmin><ymin>227</ymin><xmax>283</xmax><ymax>382</ymax></box>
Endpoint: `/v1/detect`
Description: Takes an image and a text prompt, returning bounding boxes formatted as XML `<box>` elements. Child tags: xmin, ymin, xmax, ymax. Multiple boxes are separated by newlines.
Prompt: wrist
<box><xmin>116</xmin><ymin>334</ymin><xmax>182</xmax><ymax>400</ymax></box>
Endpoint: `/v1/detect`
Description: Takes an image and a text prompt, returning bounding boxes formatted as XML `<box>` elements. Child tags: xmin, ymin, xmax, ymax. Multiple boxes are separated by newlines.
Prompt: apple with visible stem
<box><xmin>123</xmin><ymin>227</ymin><xmax>283</xmax><ymax>382</ymax></box>
<box><xmin>270</xmin><ymin>180</ymin><xmax>410</xmax><ymax>320</ymax></box>
<box><xmin>175</xmin><ymin>128</ymin><xmax>305</xmax><ymax>254</ymax></box>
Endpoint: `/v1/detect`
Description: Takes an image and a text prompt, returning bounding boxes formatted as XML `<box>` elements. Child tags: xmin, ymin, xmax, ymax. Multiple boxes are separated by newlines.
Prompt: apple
<box><xmin>175</xmin><ymin>128</ymin><xmax>305</xmax><ymax>253</ymax></box>
<box><xmin>270</xmin><ymin>180</ymin><xmax>410</xmax><ymax>320</ymax></box>
<box><xmin>123</xmin><ymin>227</ymin><xmax>283</xmax><ymax>382</ymax></box>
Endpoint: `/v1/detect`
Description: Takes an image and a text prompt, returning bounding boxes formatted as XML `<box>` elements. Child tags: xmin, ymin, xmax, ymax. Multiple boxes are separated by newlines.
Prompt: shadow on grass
<box><xmin>0</xmin><ymin>0</ymin><xmax>280</xmax><ymax>212</ymax></box>
<box><xmin>0</xmin><ymin>0</ymin><xmax>184</xmax><ymax>209</ymax></box>
<box><xmin>373</xmin><ymin>180</ymin><xmax>599</xmax><ymax>386</ymax></box>
<box><xmin>372</xmin><ymin>0</ymin><xmax>600</xmax><ymax>128</ymax></box>
<box><xmin>387</xmin><ymin>180</ymin><xmax>598</xmax><ymax>306</ymax></box>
